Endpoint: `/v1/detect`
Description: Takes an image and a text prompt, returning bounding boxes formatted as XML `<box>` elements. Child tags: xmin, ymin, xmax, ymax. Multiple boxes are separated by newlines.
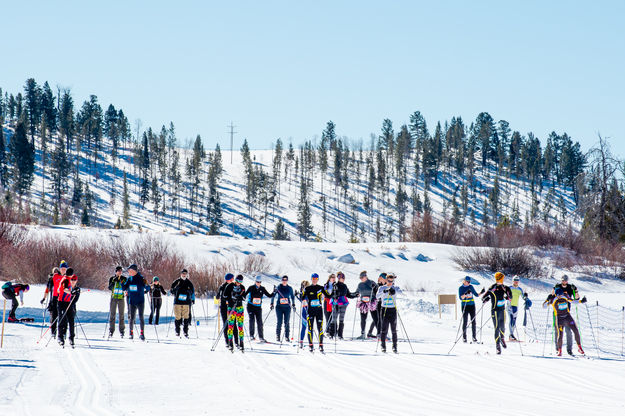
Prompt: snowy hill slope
<box><xmin>1</xmin><ymin>233</ymin><xmax>624</xmax><ymax>416</ymax></box>
<box><xmin>2</xmin><ymin>122</ymin><xmax>580</xmax><ymax>243</ymax></box>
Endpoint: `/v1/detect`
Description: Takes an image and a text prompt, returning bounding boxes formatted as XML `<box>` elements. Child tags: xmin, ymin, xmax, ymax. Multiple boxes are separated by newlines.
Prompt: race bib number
<box><xmin>178</xmin><ymin>294</ymin><xmax>188</xmax><ymax>301</ymax></box>
<box><xmin>361</xmin><ymin>296</ymin><xmax>370</xmax><ymax>302</ymax></box>
<box><xmin>113</xmin><ymin>288</ymin><xmax>123</xmax><ymax>295</ymax></box>
<box><xmin>310</xmin><ymin>299</ymin><xmax>320</xmax><ymax>307</ymax></box>
<box><xmin>496</xmin><ymin>300</ymin><xmax>505</xmax><ymax>307</ymax></box>
<box><xmin>252</xmin><ymin>298</ymin><xmax>261</xmax><ymax>305</ymax></box>
<box><xmin>557</xmin><ymin>303</ymin><xmax>568</xmax><ymax>310</ymax></box>
<box><xmin>280</xmin><ymin>298</ymin><xmax>289</xmax><ymax>305</ymax></box>
<box><xmin>129</xmin><ymin>285</ymin><xmax>138</xmax><ymax>292</ymax></box>
<box><xmin>382</xmin><ymin>298</ymin><xmax>395</xmax><ymax>308</ymax></box>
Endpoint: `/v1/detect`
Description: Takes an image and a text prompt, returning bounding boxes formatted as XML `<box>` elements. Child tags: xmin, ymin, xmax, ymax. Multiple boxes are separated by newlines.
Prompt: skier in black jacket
<box><xmin>170</xmin><ymin>269</ymin><xmax>195</xmax><ymax>338</ymax></box>
<box><xmin>328</xmin><ymin>271</ymin><xmax>359</xmax><ymax>339</ymax></box>
<box><xmin>544</xmin><ymin>288</ymin><xmax>586</xmax><ymax>356</ymax></box>
<box><xmin>148</xmin><ymin>276</ymin><xmax>167</xmax><ymax>325</ymax></box>
<box><xmin>224</xmin><ymin>275</ymin><xmax>246</xmax><ymax>351</ymax></box>
<box><xmin>481</xmin><ymin>272</ymin><xmax>512</xmax><ymax>354</ymax></box>
<box><xmin>301</xmin><ymin>273</ymin><xmax>332</xmax><ymax>352</ymax></box>
<box><xmin>244</xmin><ymin>275</ymin><xmax>274</xmax><ymax>342</ymax></box>
<box><xmin>217</xmin><ymin>273</ymin><xmax>236</xmax><ymax>347</ymax></box>
<box><xmin>549</xmin><ymin>275</ymin><xmax>581</xmax><ymax>354</ymax></box>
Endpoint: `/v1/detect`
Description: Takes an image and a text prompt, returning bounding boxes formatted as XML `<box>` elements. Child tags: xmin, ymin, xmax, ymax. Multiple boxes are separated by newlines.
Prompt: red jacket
<box><xmin>52</xmin><ymin>273</ymin><xmax>65</xmax><ymax>297</ymax></box>
<box><xmin>57</xmin><ymin>275</ymin><xmax>77</xmax><ymax>302</ymax></box>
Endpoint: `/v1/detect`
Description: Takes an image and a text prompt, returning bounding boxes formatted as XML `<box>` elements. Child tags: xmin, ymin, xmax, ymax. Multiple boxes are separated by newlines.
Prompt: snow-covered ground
<box><xmin>1</xmin><ymin>231</ymin><xmax>625</xmax><ymax>415</ymax></box>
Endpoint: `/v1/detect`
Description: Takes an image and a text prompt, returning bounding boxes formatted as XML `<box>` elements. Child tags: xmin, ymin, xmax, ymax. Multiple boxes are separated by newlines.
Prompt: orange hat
<box><xmin>495</xmin><ymin>272</ymin><xmax>505</xmax><ymax>282</ymax></box>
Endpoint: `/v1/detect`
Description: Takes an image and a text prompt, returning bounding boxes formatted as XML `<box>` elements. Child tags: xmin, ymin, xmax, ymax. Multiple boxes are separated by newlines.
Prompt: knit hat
<box><xmin>225</xmin><ymin>273</ymin><xmax>234</xmax><ymax>281</ymax></box>
<box><xmin>360</xmin><ymin>271</ymin><xmax>367</xmax><ymax>278</ymax></box>
<box><xmin>235</xmin><ymin>275</ymin><xmax>244</xmax><ymax>283</ymax></box>
<box><xmin>561</xmin><ymin>275</ymin><xmax>569</xmax><ymax>282</ymax></box>
<box><xmin>379</xmin><ymin>273</ymin><xmax>387</xmax><ymax>279</ymax></box>
<box><xmin>153</xmin><ymin>276</ymin><xmax>160</xmax><ymax>282</ymax></box>
<box><xmin>66</xmin><ymin>268</ymin><xmax>74</xmax><ymax>276</ymax></box>
<box><xmin>255</xmin><ymin>275</ymin><xmax>262</xmax><ymax>283</ymax></box>
<box><xmin>281</xmin><ymin>275</ymin><xmax>289</xmax><ymax>281</ymax></box>
<box><xmin>70</xmin><ymin>275</ymin><xmax>78</xmax><ymax>281</ymax></box>
<box><xmin>24</xmin><ymin>284</ymin><xmax>30</xmax><ymax>291</ymax></box>
<box><xmin>464</xmin><ymin>276</ymin><xmax>472</xmax><ymax>282</ymax></box>
<box><xmin>59</xmin><ymin>260</ymin><xmax>69</xmax><ymax>269</ymax></box>
<box><xmin>115</xmin><ymin>266</ymin><xmax>123</xmax><ymax>272</ymax></box>
<box><xmin>513</xmin><ymin>276</ymin><xmax>520</xmax><ymax>282</ymax></box>
<box><xmin>180</xmin><ymin>269</ymin><xmax>188</xmax><ymax>274</ymax></box>
<box><xmin>127</xmin><ymin>264</ymin><xmax>138</xmax><ymax>272</ymax></box>
<box><xmin>311</xmin><ymin>273</ymin><xmax>319</xmax><ymax>279</ymax></box>
<box><xmin>495</xmin><ymin>272</ymin><xmax>505</xmax><ymax>282</ymax></box>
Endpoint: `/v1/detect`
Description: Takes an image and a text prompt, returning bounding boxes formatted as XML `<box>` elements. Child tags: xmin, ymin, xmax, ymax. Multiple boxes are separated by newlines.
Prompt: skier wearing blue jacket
<box><xmin>270</xmin><ymin>275</ymin><xmax>296</xmax><ymax>342</ymax></box>
<box><xmin>122</xmin><ymin>264</ymin><xmax>148</xmax><ymax>340</ymax></box>
<box><xmin>458</xmin><ymin>276</ymin><xmax>479</xmax><ymax>343</ymax></box>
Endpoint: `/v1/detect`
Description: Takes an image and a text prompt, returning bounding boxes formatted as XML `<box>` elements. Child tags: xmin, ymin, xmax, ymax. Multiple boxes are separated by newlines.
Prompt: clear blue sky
<box><xmin>2</xmin><ymin>1</ymin><xmax>624</xmax><ymax>156</ymax></box>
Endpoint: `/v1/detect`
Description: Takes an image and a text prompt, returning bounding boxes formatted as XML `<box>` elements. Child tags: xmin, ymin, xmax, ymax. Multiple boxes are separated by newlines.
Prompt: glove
<box><xmin>389</xmin><ymin>288</ymin><xmax>396</xmax><ymax>295</ymax></box>
<box><xmin>383</xmin><ymin>288</ymin><xmax>389</xmax><ymax>293</ymax></box>
<box><xmin>523</xmin><ymin>293</ymin><xmax>528</xmax><ymax>300</ymax></box>
<box><xmin>479</xmin><ymin>288</ymin><xmax>485</xmax><ymax>295</ymax></box>
<box><xmin>292</xmin><ymin>304</ymin><xmax>296</xmax><ymax>311</ymax></box>
<box><xmin>270</xmin><ymin>304</ymin><xmax>274</xmax><ymax>310</ymax></box>
<box><xmin>192</xmin><ymin>300</ymin><xmax>195</xmax><ymax>305</ymax></box>
<box><xmin>40</xmin><ymin>298</ymin><xmax>45</xmax><ymax>305</ymax></box>
<box><xmin>581</xmin><ymin>296</ymin><xmax>587</xmax><ymax>304</ymax></box>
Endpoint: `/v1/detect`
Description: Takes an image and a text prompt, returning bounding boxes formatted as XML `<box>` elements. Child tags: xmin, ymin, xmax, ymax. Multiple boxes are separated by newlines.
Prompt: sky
<box><xmin>1</xmin><ymin>1</ymin><xmax>624</xmax><ymax>156</ymax></box>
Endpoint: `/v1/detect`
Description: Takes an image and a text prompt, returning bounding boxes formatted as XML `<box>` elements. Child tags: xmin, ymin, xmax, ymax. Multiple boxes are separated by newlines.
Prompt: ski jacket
<box><xmin>509</xmin><ymin>286</ymin><xmax>525</xmax><ymax>307</ymax></box>
<box><xmin>52</xmin><ymin>273</ymin><xmax>65</xmax><ymax>297</ymax></box>
<box><xmin>217</xmin><ymin>282</ymin><xmax>233</xmax><ymax>308</ymax></box>
<box><xmin>271</xmin><ymin>284</ymin><xmax>295</xmax><ymax>308</ymax></box>
<box><xmin>302</xmin><ymin>284</ymin><xmax>332</xmax><ymax>309</ymax></box>
<box><xmin>458</xmin><ymin>285</ymin><xmax>479</xmax><ymax>305</ymax></box>
<box><xmin>546</xmin><ymin>295</ymin><xmax>579</xmax><ymax>320</ymax></box>
<box><xmin>376</xmin><ymin>285</ymin><xmax>403</xmax><ymax>309</ymax></box>
<box><xmin>149</xmin><ymin>283</ymin><xmax>167</xmax><ymax>299</ymax></box>
<box><xmin>171</xmin><ymin>278</ymin><xmax>195</xmax><ymax>305</ymax></box>
<box><xmin>122</xmin><ymin>273</ymin><xmax>148</xmax><ymax>305</ymax></box>
<box><xmin>554</xmin><ymin>283</ymin><xmax>578</xmax><ymax>300</ymax></box>
<box><xmin>225</xmin><ymin>283</ymin><xmax>246</xmax><ymax>308</ymax></box>
<box><xmin>482</xmin><ymin>284</ymin><xmax>512</xmax><ymax>310</ymax></box>
<box><xmin>70</xmin><ymin>287</ymin><xmax>81</xmax><ymax>311</ymax></box>
<box><xmin>58</xmin><ymin>276</ymin><xmax>77</xmax><ymax>303</ymax></box>
<box><xmin>245</xmin><ymin>284</ymin><xmax>273</xmax><ymax>306</ymax></box>
<box><xmin>356</xmin><ymin>279</ymin><xmax>378</xmax><ymax>304</ymax></box>
<box><xmin>2</xmin><ymin>283</ymin><xmax>27</xmax><ymax>302</ymax></box>
<box><xmin>324</xmin><ymin>283</ymin><xmax>335</xmax><ymax>312</ymax></box>
<box><xmin>108</xmin><ymin>275</ymin><xmax>127</xmax><ymax>300</ymax></box>
<box><xmin>331</xmin><ymin>281</ymin><xmax>358</xmax><ymax>306</ymax></box>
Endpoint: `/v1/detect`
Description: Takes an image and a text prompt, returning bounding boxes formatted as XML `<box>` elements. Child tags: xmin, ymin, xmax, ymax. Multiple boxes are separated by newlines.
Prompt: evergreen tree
<box><xmin>8</xmin><ymin>120</ymin><xmax>35</xmax><ymax>197</ymax></box>
<box><xmin>0</xmin><ymin>118</ymin><xmax>7</xmax><ymax>188</ymax></box>
<box><xmin>71</xmin><ymin>178</ymin><xmax>83</xmax><ymax>210</ymax></box>
<box><xmin>297</xmin><ymin>173</ymin><xmax>313</xmax><ymax>240</ymax></box>
<box><xmin>122</xmin><ymin>171</ymin><xmax>130</xmax><ymax>228</ymax></box>
<box><xmin>272</xmin><ymin>218</ymin><xmax>289</xmax><ymax>240</ymax></box>
<box><xmin>51</xmin><ymin>137</ymin><xmax>69</xmax><ymax>202</ymax></box>
<box><xmin>23</xmin><ymin>78</ymin><xmax>41</xmax><ymax>143</ymax></box>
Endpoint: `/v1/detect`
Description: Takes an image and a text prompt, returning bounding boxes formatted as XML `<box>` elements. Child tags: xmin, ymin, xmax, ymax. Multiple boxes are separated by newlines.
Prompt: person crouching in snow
<box><xmin>2</xmin><ymin>282</ymin><xmax>30</xmax><ymax>322</ymax></box>
<box><xmin>481</xmin><ymin>272</ymin><xmax>512</xmax><ymax>354</ymax></box>
<box><xmin>376</xmin><ymin>274</ymin><xmax>403</xmax><ymax>353</ymax></box>
<box><xmin>170</xmin><ymin>269</ymin><xmax>195</xmax><ymax>337</ymax></box>
<box><xmin>544</xmin><ymin>288</ymin><xmax>586</xmax><ymax>356</ymax></box>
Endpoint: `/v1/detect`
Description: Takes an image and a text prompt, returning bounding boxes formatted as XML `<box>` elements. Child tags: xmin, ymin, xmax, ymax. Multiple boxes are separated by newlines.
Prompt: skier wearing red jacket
<box><xmin>57</xmin><ymin>268</ymin><xmax>81</xmax><ymax>347</ymax></box>
<box><xmin>2</xmin><ymin>282</ymin><xmax>30</xmax><ymax>322</ymax></box>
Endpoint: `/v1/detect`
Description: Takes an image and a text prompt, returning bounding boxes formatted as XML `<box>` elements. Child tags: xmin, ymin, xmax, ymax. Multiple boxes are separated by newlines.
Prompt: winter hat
<box><xmin>127</xmin><ymin>264</ymin><xmax>138</xmax><ymax>272</ymax></box>
<box><xmin>311</xmin><ymin>273</ymin><xmax>319</xmax><ymax>279</ymax></box>
<box><xmin>555</xmin><ymin>288</ymin><xmax>564</xmax><ymax>297</ymax></box>
<box><xmin>180</xmin><ymin>269</ymin><xmax>188</xmax><ymax>274</ymax></box>
<box><xmin>59</xmin><ymin>260</ymin><xmax>69</xmax><ymax>269</ymax></box>
<box><xmin>464</xmin><ymin>276</ymin><xmax>472</xmax><ymax>282</ymax></box>
<box><xmin>115</xmin><ymin>266</ymin><xmax>123</xmax><ymax>272</ymax></box>
<box><xmin>495</xmin><ymin>272</ymin><xmax>505</xmax><ymax>282</ymax></box>
<box><xmin>513</xmin><ymin>276</ymin><xmax>520</xmax><ymax>282</ymax></box>
<box><xmin>24</xmin><ymin>284</ymin><xmax>30</xmax><ymax>291</ymax></box>
<box><xmin>52</xmin><ymin>267</ymin><xmax>60</xmax><ymax>275</ymax></box>
<box><xmin>66</xmin><ymin>268</ymin><xmax>74</xmax><ymax>276</ymax></box>
<box><xmin>235</xmin><ymin>275</ymin><xmax>244</xmax><ymax>283</ymax></box>
<box><xmin>379</xmin><ymin>273</ymin><xmax>387</xmax><ymax>279</ymax></box>
<box><xmin>337</xmin><ymin>271</ymin><xmax>345</xmax><ymax>278</ymax></box>
<box><xmin>70</xmin><ymin>275</ymin><xmax>78</xmax><ymax>281</ymax></box>
<box><xmin>153</xmin><ymin>276</ymin><xmax>160</xmax><ymax>282</ymax></box>
<box><xmin>281</xmin><ymin>275</ymin><xmax>289</xmax><ymax>281</ymax></box>
<box><xmin>360</xmin><ymin>271</ymin><xmax>367</xmax><ymax>278</ymax></box>
<box><xmin>561</xmin><ymin>275</ymin><xmax>569</xmax><ymax>282</ymax></box>
<box><xmin>225</xmin><ymin>273</ymin><xmax>234</xmax><ymax>281</ymax></box>
<box><xmin>255</xmin><ymin>275</ymin><xmax>262</xmax><ymax>283</ymax></box>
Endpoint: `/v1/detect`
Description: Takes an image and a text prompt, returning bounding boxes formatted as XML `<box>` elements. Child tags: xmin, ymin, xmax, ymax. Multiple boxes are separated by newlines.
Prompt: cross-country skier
<box><xmin>328</xmin><ymin>271</ymin><xmax>359</xmax><ymax>340</ymax></box>
<box><xmin>2</xmin><ymin>281</ymin><xmax>29</xmax><ymax>322</ymax></box>
<box><xmin>270</xmin><ymin>275</ymin><xmax>296</xmax><ymax>342</ymax></box>
<box><xmin>42</xmin><ymin>261</ymin><xmax>68</xmax><ymax>337</ymax></box>
<box><xmin>148</xmin><ymin>276</ymin><xmax>166</xmax><ymax>325</ymax></box>
<box><xmin>369</xmin><ymin>273</ymin><xmax>387</xmax><ymax>338</ymax></box>
<box><xmin>481</xmin><ymin>272</ymin><xmax>512</xmax><ymax>354</ymax></box>
<box><xmin>224</xmin><ymin>275</ymin><xmax>246</xmax><ymax>351</ymax></box>
<box><xmin>244</xmin><ymin>275</ymin><xmax>273</xmax><ymax>342</ymax></box>
<box><xmin>544</xmin><ymin>288</ymin><xmax>586</xmax><ymax>356</ymax></box>
<box><xmin>297</xmin><ymin>280</ymin><xmax>311</xmax><ymax>348</ymax></box>
<box><xmin>508</xmin><ymin>276</ymin><xmax>527</xmax><ymax>341</ymax></box>
<box><xmin>302</xmin><ymin>273</ymin><xmax>332</xmax><ymax>352</ymax></box>
<box><xmin>217</xmin><ymin>273</ymin><xmax>236</xmax><ymax>347</ymax></box>
<box><xmin>40</xmin><ymin>267</ymin><xmax>59</xmax><ymax>327</ymax></box>
<box><xmin>170</xmin><ymin>269</ymin><xmax>195</xmax><ymax>338</ymax></box>
<box><xmin>550</xmin><ymin>275</ymin><xmax>581</xmax><ymax>355</ymax></box>
<box><xmin>376</xmin><ymin>273</ymin><xmax>402</xmax><ymax>353</ymax></box>
<box><xmin>458</xmin><ymin>276</ymin><xmax>478</xmax><ymax>343</ymax></box>
<box><xmin>355</xmin><ymin>271</ymin><xmax>378</xmax><ymax>340</ymax></box>
<box><xmin>122</xmin><ymin>264</ymin><xmax>148</xmax><ymax>341</ymax></box>
<box><xmin>323</xmin><ymin>274</ymin><xmax>336</xmax><ymax>337</ymax></box>
<box><xmin>107</xmin><ymin>266</ymin><xmax>127</xmax><ymax>337</ymax></box>
<box><xmin>57</xmin><ymin>269</ymin><xmax>80</xmax><ymax>347</ymax></box>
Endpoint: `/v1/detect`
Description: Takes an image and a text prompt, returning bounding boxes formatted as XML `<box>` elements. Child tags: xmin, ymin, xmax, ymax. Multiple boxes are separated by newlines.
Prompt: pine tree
<box><xmin>0</xmin><ymin>118</ymin><xmax>7</xmax><ymax>188</ymax></box>
<box><xmin>51</xmin><ymin>137</ymin><xmax>69</xmax><ymax>202</ymax></box>
<box><xmin>272</xmin><ymin>218</ymin><xmax>289</xmax><ymax>240</ymax></box>
<box><xmin>8</xmin><ymin>120</ymin><xmax>35</xmax><ymax>197</ymax></box>
<box><xmin>423</xmin><ymin>191</ymin><xmax>432</xmax><ymax>214</ymax></box>
<box><xmin>23</xmin><ymin>78</ymin><xmax>41</xmax><ymax>143</ymax></box>
<box><xmin>151</xmin><ymin>176</ymin><xmax>161</xmax><ymax>218</ymax></box>
<box><xmin>71</xmin><ymin>178</ymin><xmax>83</xmax><ymax>211</ymax></box>
<box><xmin>297</xmin><ymin>173</ymin><xmax>313</xmax><ymax>240</ymax></box>
<box><xmin>122</xmin><ymin>171</ymin><xmax>130</xmax><ymax>228</ymax></box>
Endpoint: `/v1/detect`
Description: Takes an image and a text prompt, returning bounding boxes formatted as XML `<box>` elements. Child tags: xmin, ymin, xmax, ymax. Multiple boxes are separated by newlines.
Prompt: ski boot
<box><xmin>381</xmin><ymin>345</ymin><xmax>387</xmax><ymax>353</ymax></box>
<box><xmin>228</xmin><ymin>343</ymin><xmax>234</xmax><ymax>352</ymax></box>
<box><xmin>557</xmin><ymin>348</ymin><xmax>562</xmax><ymax>357</ymax></box>
<box><xmin>175</xmin><ymin>331</ymin><xmax>180</xmax><ymax>337</ymax></box>
<box><xmin>129</xmin><ymin>331</ymin><xmax>134</xmax><ymax>340</ymax></box>
<box><xmin>463</xmin><ymin>336</ymin><xmax>467</xmax><ymax>343</ymax></box>
<box><xmin>578</xmin><ymin>345</ymin><xmax>585</xmax><ymax>355</ymax></box>
<box><xmin>500</xmin><ymin>338</ymin><xmax>507</xmax><ymax>349</ymax></box>
<box><xmin>496</xmin><ymin>343</ymin><xmax>501</xmax><ymax>355</ymax></box>
<box><xmin>58</xmin><ymin>337</ymin><xmax>65</xmax><ymax>347</ymax></box>
<box><xmin>367</xmin><ymin>332</ymin><xmax>375</xmax><ymax>339</ymax></box>
<box><xmin>567</xmin><ymin>348</ymin><xmax>574</xmax><ymax>356</ymax></box>
<box><xmin>392</xmin><ymin>346</ymin><xmax>398</xmax><ymax>354</ymax></box>
<box><xmin>309</xmin><ymin>344</ymin><xmax>314</xmax><ymax>353</ymax></box>
<box><xmin>472</xmin><ymin>336</ymin><xmax>478</xmax><ymax>343</ymax></box>
<box><xmin>70</xmin><ymin>339</ymin><xmax>75</xmax><ymax>348</ymax></box>
<box><xmin>356</xmin><ymin>333</ymin><xmax>366</xmax><ymax>340</ymax></box>
<box><xmin>120</xmin><ymin>332</ymin><xmax>124</xmax><ymax>339</ymax></box>
<box><xmin>260</xmin><ymin>337</ymin><xmax>267</xmax><ymax>343</ymax></box>
<box><xmin>319</xmin><ymin>344</ymin><xmax>324</xmax><ymax>353</ymax></box>
<box><xmin>7</xmin><ymin>316</ymin><xmax>17</xmax><ymax>323</ymax></box>
<box><xmin>509</xmin><ymin>334</ymin><xmax>517</xmax><ymax>342</ymax></box>
<box><xmin>139</xmin><ymin>331</ymin><xmax>145</xmax><ymax>341</ymax></box>
<box><xmin>108</xmin><ymin>331</ymin><xmax>114</xmax><ymax>338</ymax></box>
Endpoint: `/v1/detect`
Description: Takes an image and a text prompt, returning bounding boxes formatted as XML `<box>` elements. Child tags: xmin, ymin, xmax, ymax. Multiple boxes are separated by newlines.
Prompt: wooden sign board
<box><xmin>438</xmin><ymin>294</ymin><xmax>457</xmax><ymax>319</ymax></box>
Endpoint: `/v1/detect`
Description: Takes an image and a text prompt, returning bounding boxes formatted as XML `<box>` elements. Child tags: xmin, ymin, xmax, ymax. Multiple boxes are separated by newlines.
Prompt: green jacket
<box><xmin>108</xmin><ymin>275</ymin><xmax>127</xmax><ymax>300</ymax></box>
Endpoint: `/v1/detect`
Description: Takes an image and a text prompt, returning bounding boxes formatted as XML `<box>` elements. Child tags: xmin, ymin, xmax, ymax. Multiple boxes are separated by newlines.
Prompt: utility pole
<box><xmin>228</xmin><ymin>122</ymin><xmax>237</xmax><ymax>164</ymax></box>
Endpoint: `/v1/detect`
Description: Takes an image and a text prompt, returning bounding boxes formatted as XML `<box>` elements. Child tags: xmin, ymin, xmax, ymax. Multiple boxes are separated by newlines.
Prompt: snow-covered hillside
<box><xmin>2</xmin><ymin>122</ymin><xmax>580</xmax><ymax>243</ymax></box>
<box><xmin>1</xmin><ymin>232</ymin><xmax>624</xmax><ymax>415</ymax></box>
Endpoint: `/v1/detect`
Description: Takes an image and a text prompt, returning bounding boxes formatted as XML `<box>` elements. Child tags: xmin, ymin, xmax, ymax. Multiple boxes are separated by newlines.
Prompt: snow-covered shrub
<box><xmin>452</xmin><ymin>247</ymin><xmax>542</xmax><ymax>278</ymax></box>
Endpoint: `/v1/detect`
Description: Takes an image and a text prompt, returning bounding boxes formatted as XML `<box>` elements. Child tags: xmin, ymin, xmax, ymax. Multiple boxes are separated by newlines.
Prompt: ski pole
<box><xmin>40</xmin><ymin>301</ymin><xmax>47</xmax><ymax>337</ymax></box>
<box><xmin>43</xmin><ymin>295</ymin><xmax>78</xmax><ymax>347</ymax></box>
<box><xmin>166</xmin><ymin>295</ymin><xmax>174</xmax><ymax>338</ymax></box>
<box><xmin>148</xmin><ymin>293</ymin><xmax>160</xmax><ymax>343</ymax></box>
<box><xmin>102</xmin><ymin>304</ymin><xmax>111</xmax><ymax>339</ymax></box>
<box><xmin>351</xmin><ymin>301</ymin><xmax>357</xmax><ymax>339</ymax></box>
<box><xmin>1</xmin><ymin>299</ymin><xmax>6</xmax><ymax>348</ymax></box>
<box><xmin>448</xmin><ymin>302</ymin><xmax>486</xmax><ymax>355</ymax></box>
<box><xmin>479</xmin><ymin>301</ymin><xmax>484</xmax><ymax>343</ymax></box>
<box><xmin>395</xmin><ymin>305</ymin><xmax>415</xmax><ymax>354</ymax></box>
<box><xmin>192</xmin><ymin>304</ymin><xmax>199</xmax><ymax>339</ymax></box>
<box><xmin>542</xmin><ymin>306</ymin><xmax>551</xmax><ymax>357</ymax></box>
<box><xmin>74</xmin><ymin>313</ymin><xmax>92</xmax><ymax>349</ymax></box>
<box><xmin>211</xmin><ymin>308</ymin><xmax>233</xmax><ymax>351</ymax></box>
